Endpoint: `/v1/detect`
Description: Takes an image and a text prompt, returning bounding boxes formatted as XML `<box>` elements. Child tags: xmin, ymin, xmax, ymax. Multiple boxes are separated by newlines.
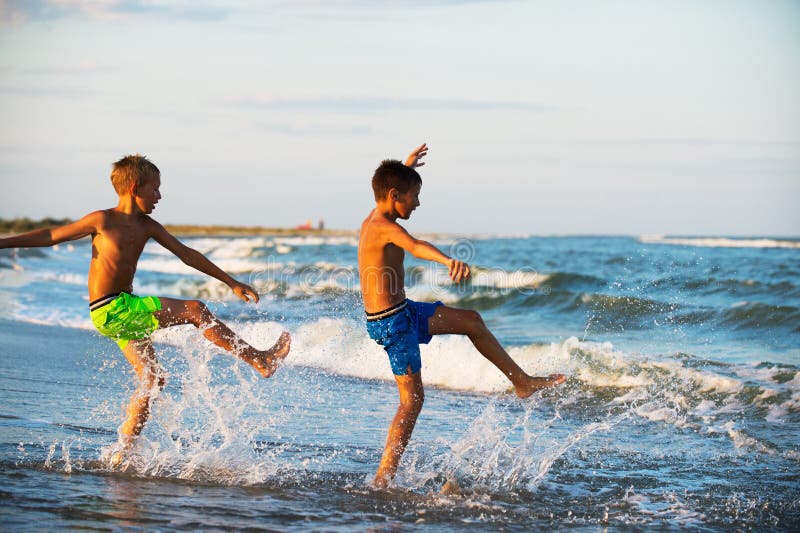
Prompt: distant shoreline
<box><xmin>163</xmin><ymin>225</ymin><xmax>357</xmax><ymax>237</ymax></box>
<box><xmin>0</xmin><ymin>217</ymin><xmax>356</xmax><ymax>238</ymax></box>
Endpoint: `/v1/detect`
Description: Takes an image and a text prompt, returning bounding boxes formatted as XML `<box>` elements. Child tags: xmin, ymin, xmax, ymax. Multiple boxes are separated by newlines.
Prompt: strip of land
<box><xmin>0</xmin><ymin>218</ymin><xmax>356</xmax><ymax>237</ymax></box>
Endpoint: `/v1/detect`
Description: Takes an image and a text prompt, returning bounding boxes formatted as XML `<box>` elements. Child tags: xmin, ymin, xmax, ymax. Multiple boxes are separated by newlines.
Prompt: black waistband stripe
<box><xmin>89</xmin><ymin>292</ymin><xmax>128</xmax><ymax>311</ymax></box>
<box><xmin>366</xmin><ymin>300</ymin><xmax>408</xmax><ymax>322</ymax></box>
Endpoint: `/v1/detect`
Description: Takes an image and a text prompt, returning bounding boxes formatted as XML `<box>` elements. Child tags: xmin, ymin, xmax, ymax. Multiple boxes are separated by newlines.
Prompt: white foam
<box><xmin>0</xmin><ymin>269</ymin><xmax>30</xmax><ymax>289</ymax></box>
<box><xmin>273</xmin><ymin>236</ymin><xmax>359</xmax><ymax>247</ymax></box>
<box><xmin>10</xmin><ymin>304</ymin><xmax>94</xmax><ymax>331</ymax></box>
<box><xmin>137</xmin><ymin>258</ymin><xmax>264</xmax><ymax>275</ymax></box>
<box><xmin>31</xmin><ymin>271</ymin><xmax>87</xmax><ymax>286</ymax></box>
<box><xmin>469</xmin><ymin>269</ymin><xmax>548</xmax><ymax>290</ymax></box>
<box><xmin>143</xmin><ymin>237</ymin><xmax>271</xmax><ymax>259</ymax></box>
<box><xmin>639</xmin><ymin>235</ymin><xmax>800</xmax><ymax>249</ymax></box>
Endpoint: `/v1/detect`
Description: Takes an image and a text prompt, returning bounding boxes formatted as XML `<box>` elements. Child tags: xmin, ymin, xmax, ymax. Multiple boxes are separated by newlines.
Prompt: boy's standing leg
<box><xmin>374</xmin><ymin>370</ymin><xmax>424</xmax><ymax>488</ymax></box>
<box><xmin>428</xmin><ymin>306</ymin><xmax>565</xmax><ymax>397</ymax></box>
<box><xmin>108</xmin><ymin>338</ymin><xmax>164</xmax><ymax>467</ymax></box>
<box><xmin>118</xmin><ymin>339</ymin><xmax>164</xmax><ymax>441</ymax></box>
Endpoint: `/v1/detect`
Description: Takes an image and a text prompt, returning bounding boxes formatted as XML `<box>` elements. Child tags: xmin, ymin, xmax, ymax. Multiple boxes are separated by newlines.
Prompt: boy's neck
<box><xmin>115</xmin><ymin>194</ymin><xmax>144</xmax><ymax>216</ymax></box>
<box><xmin>374</xmin><ymin>202</ymin><xmax>398</xmax><ymax>222</ymax></box>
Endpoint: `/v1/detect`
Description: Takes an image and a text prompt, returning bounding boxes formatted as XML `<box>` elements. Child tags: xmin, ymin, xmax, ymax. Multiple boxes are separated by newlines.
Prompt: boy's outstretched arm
<box><xmin>0</xmin><ymin>212</ymin><xmax>99</xmax><ymax>249</ymax></box>
<box><xmin>387</xmin><ymin>223</ymin><xmax>470</xmax><ymax>282</ymax></box>
<box><xmin>149</xmin><ymin>221</ymin><xmax>260</xmax><ymax>303</ymax></box>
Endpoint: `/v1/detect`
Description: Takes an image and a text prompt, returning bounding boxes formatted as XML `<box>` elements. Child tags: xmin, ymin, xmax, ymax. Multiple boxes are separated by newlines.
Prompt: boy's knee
<box><xmin>186</xmin><ymin>300</ymin><xmax>212</xmax><ymax>325</ymax></box>
<box><xmin>464</xmin><ymin>310</ymin><xmax>485</xmax><ymax>333</ymax></box>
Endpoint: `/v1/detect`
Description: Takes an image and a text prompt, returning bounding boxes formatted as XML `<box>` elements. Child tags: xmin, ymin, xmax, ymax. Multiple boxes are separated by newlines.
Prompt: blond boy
<box><xmin>358</xmin><ymin>144</ymin><xmax>566</xmax><ymax>487</ymax></box>
<box><xmin>0</xmin><ymin>155</ymin><xmax>290</xmax><ymax>465</ymax></box>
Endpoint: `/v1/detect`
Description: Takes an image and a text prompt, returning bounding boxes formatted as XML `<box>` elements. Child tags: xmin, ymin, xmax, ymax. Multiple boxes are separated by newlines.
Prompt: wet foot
<box><xmin>515</xmin><ymin>373</ymin><xmax>567</xmax><ymax>399</ymax></box>
<box><xmin>440</xmin><ymin>478</ymin><xmax>462</xmax><ymax>496</ymax></box>
<box><xmin>252</xmin><ymin>331</ymin><xmax>291</xmax><ymax>378</ymax></box>
<box><xmin>108</xmin><ymin>451</ymin><xmax>124</xmax><ymax>469</ymax></box>
<box><xmin>107</xmin><ymin>448</ymin><xmax>132</xmax><ymax>472</ymax></box>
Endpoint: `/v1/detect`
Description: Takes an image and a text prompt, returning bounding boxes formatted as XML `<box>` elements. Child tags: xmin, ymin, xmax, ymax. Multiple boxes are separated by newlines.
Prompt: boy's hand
<box><xmin>448</xmin><ymin>259</ymin><xmax>470</xmax><ymax>283</ymax></box>
<box><xmin>404</xmin><ymin>143</ymin><xmax>428</xmax><ymax>168</ymax></box>
<box><xmin>231</xmin><ymin>281</ymin><xmax>260</xmax><ymax>303</ymax></box>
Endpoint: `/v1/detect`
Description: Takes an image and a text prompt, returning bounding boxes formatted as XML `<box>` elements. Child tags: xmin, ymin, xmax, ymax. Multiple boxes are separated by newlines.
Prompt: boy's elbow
<box><xmin>38</xmin><ymin>229</ymin><xmax>59</xmax><ymax>247</ymax></box>
<box><xmin>179</xmin><ymin>249</ymin><xmax>200</xmax><ymax>265</ymax></box>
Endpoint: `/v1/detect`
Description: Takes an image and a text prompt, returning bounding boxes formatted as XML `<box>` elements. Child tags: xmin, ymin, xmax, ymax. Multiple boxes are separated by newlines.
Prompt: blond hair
<box><xmin>110</xmin><ymin>154</ymin><xmax>160</xmax><ymax>195</ymax></box>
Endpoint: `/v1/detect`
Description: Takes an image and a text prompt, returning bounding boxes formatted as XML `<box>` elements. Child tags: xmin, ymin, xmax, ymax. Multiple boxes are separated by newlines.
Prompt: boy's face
<box><xmin>392</xmin><ymin>183</ymin><xmax>421</xmax><ymax>220</ymax></box>
<box><xmin>133</xmin><ymin>174</ymin><xmax>161</xmax><ymax>214</ymax></box>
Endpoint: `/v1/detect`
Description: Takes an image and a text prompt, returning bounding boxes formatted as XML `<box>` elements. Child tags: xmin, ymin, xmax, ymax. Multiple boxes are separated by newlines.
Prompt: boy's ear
<box><xmin>389</xmin><ymin>188</ymin><xmax>399</xmax><ymax>201</ymax></box>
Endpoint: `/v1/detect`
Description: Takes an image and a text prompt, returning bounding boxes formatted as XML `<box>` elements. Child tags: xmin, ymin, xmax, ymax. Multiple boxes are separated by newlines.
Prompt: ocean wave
<box><xmin>720</xmin><ymin>301</ymin><xmax>800</xmax><ymax>332</ymax></box>
<box><xmin>639</xmin><ymin>235</ymin><xmax>800</xmax><ymax>249</ymax></box>
<box><xmin>273</xmin><ymin>236</ymin><xmax>358</xmax><ymax>247</ymax></box>
<box><xmin>137</xmin><ymin>258</ymin><xmax>268</xmax><ymax>275</ymax></box>
<box><xmin>681</xmin><ymin>277</ymin><xmax>800</xmax><ymax>298</ymax></box>
<box><xmin>4</xmin><ymin>311</ymin><xmax>798</xmax><ymax>464</ymax></box>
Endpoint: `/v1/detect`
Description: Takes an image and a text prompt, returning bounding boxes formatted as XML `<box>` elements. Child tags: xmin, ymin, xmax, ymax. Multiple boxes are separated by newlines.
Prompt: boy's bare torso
<box><xmin>88</xmin><ymin>209</ymin><xmax>155</xmax><ymax>300</ymax></box>
<box><xmin>358</xmin><ymin>209</ymin><xmax>406</xmax><ymax>314</ymax></box>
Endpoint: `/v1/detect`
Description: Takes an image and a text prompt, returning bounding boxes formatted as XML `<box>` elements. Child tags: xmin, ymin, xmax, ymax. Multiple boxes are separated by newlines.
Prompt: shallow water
<box><xmin>0</xmin><ymin>234</ymin><xmax>798</xmax><ymax>530</ymax></box>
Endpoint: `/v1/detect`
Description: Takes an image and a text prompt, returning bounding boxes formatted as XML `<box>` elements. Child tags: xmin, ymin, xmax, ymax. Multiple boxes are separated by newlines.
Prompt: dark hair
<box><xmin>371</xmin><ymin>159</ymin><xmax>421</xmax><ymax>201</ymax></box>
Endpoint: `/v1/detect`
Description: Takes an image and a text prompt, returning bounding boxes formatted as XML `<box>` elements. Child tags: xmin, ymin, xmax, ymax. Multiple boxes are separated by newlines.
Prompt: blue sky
<box><xmin>1</xmin><ymin>0</ymin><xmax>798</xmax><ymax>235</ymax></box>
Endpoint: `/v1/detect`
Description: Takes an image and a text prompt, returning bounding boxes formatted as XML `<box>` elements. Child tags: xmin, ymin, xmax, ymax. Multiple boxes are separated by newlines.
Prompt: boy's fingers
<box><xmin>244</xmin><ymin>286</ymin><xmax>259</xmax><ymax>303</ymax></box>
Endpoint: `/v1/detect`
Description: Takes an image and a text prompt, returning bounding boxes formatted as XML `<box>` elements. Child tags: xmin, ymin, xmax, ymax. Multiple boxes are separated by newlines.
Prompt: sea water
<box><xmin>0</xmin><ymin>234</ymin><xmax>798</xmax><ymax>530</ymax></box>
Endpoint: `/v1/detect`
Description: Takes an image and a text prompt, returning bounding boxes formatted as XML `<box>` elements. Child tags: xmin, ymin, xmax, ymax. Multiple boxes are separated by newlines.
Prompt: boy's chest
<box><xmin>94</xmin><ymin>224</ymin><xmax>150</xmax><ymax>257</ymax></box>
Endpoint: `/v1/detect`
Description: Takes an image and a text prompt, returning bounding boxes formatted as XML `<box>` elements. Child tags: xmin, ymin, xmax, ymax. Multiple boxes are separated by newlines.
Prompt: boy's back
<box><xmin>358</xmin><ymin>210</ymin><xmax>409</xmax><ymax>314</ymax></box>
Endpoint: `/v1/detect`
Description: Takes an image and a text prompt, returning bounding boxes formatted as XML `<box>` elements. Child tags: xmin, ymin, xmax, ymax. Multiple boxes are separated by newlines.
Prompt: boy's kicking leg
<box><xmin>155</xmin><ymin>297</ymin><xmax>291</xmax><ymax>378</ymax></box>
<box><xmin>109</xmin><ymin>338</ymin><xmax>165</xmax><ymax>467</ymax></box>
<box><xmin>374</xmin><ymin>369</ymin><xmax>424</xmax><ymax>488</ymax></box>
<box><xmin>427</xmin><ymin>306</ymin><xmax>566</xmax><ymax>397</ymax></box>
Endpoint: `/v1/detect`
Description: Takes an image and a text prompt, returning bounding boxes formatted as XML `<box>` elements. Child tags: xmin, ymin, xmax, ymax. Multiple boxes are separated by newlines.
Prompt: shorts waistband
<box><xmin>89</xmin><ymin>291</ymin><xmax>129</xmax><ymax>311</ymax></box>
<box><xmin>366</xmin><ymin>300</ymin><xmax>408</xmax><ymax>322</ymax></box>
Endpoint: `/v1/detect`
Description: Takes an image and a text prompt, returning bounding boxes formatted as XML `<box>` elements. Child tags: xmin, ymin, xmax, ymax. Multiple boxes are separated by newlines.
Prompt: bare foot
<box><xmin>108</xmin><ymin>451</ymin><xmax>127</xmax><ymax>470</ymax></box>
<box><xmin>515</xmin><ymin>373</ymin><xmax>567</xmax><ymax>399</ymax></box>
<box><xmin>106</xmin><ymin>439</ymin><xmax>133</xmax><ymax>471</ymax></box>
<box><xmin>440</xmin><ymin>478</ymin><xmax>462</xmax><ymax>496</ymax></box>
<box><xmin>252</xmin><ymin>331</ymin><xmax>291</xmax><ymax>378</ymax></box>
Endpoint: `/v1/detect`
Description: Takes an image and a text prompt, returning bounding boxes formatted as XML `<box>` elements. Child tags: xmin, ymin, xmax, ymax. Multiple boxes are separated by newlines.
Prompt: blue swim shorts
<box><xmin>365</xmin><ymin>299</ymin><xmax>443</xmax><ymax>376</ymax></box>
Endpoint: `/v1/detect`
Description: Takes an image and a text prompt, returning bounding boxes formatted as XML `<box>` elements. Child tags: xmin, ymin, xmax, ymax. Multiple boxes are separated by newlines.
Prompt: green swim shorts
<box><xmin>89</xmin><ymin>292</ymin><xmax>162</xmax><ymax>349</ymax></box>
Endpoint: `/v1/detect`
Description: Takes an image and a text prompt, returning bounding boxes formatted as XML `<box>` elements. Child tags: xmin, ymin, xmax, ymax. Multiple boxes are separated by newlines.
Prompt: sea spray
<box><xmin>94</xmin><ymin>331</ymin><xmax>287</xmax><ymax>484</ymax></box>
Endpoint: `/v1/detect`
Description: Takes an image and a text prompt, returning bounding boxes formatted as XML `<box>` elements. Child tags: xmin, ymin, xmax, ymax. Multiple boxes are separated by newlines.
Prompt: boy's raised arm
<box><xmin>404</xmin><ymin>143</ymin><xmax>428</xmax><ymax>168</ymax></box>
<box><xmin>149</xmin><ymin>221</ymin><xmax>260</xmax><ymax>303</ymax></box>
<box><xmin>386</xmin><ymin>222</ymin><xmax>470</xmax><ymax>282</ymax></box>
<box><xmin>0</xmin><ymin>212</ymin><xmax>100</xmax><ymax>249</ymax></box>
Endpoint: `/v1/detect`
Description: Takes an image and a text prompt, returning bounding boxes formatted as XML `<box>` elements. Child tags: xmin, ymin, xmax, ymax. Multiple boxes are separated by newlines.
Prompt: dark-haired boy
<box><xmin>358</xmin><ymin>143</ymin><xmax>566</xmax><ymax>488</ymax></box>
<box><xmin>0</xmin><ymin>155</ymin><xmax>290</xmax><ymax>466</ymax></box>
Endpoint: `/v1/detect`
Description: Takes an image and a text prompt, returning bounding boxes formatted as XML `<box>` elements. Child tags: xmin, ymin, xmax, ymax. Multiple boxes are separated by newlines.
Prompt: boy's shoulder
<box><xmin>361</xmin><ymin>210</ymin><xmax>397</xmax><ymax>237</ymax></box>
<box><xmin>89</xmin><ymin>209</ymin><xmax>161</xmax><ymax>233</ymax></box>
<box><xmin>360</xmin><ymin>211</ymin><xmax>415</xmax><ymax>254</ymax></box>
